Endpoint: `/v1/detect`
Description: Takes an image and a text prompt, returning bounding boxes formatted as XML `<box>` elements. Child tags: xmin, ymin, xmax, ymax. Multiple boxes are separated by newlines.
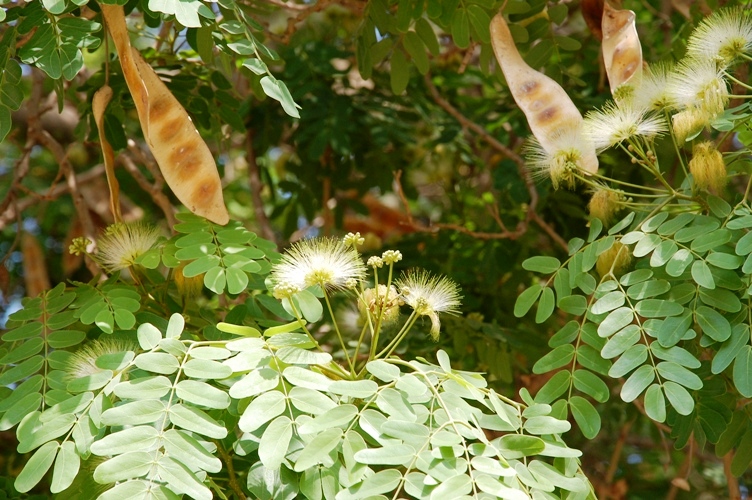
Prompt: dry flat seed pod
<box><xmin>92</xmin><ymin>85</ymin><xmax>122</xmax><ymax>223</ymax></box>
<box><xmin>489</xmin><ymin>13</ymin><xmax>598</xmax><ymax>175</ymax></box>
<box><xmin>100</xmin><ymin>4</ymin><xmax>229</xmax><ymax>225</ymax></box>
<box><xmin>21</xmin><ymin>232</ymin><xmax>51</xmax><ymax>297</ymax></box>
<box><xmin>601</xmin><ymin>3</ymin><xmax>643</xmax><ymax>94</ymax></box>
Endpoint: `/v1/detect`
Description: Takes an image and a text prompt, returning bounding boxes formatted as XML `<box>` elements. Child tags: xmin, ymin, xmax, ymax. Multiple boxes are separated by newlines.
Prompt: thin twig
<box><xmin>630</xmin><ymin>397</ymin><xmax>672</xmax><ymax>433</ymax></box>
<box><xmin>279</xmin><ymin>0</ymin><xmax>339</xmax><ymax>43</ymax></box>
<box><xmin>0</xmin><ymin>66</ymin><xmax>44</xmax><ymax>219</ymax></box>
<box><xmin>36</xmin><ymin>129</ymin><xmax>100</xmax><ymax>276</ymax></box>
<box><xmin>245</xmin><ymin>130</ymin><xmax>277</xmax><ymax>242</ymax></box>
<box><xmin>0</xmin><ymin>165</ymin><xmax>106</xmax><ymax>230</ymax></box>
<box><xmin>392</xmin><ymin>170</ymin><xmax>517</xmax><ymax>239</ymax></box>
<box><xmin>530</xmin><ymin>212</ymin><xmax>568</xmax><ymax>251</ymax></box>
<box><xmin>23</xmin><ymin>72</ymin><xmax>97</xmax><ymax>277</ymax></box>
<box><xmin>0</xmin><ymin>203</ymin><xmax>23</xmax><ymax>272</ymax></box>
<box><xmin>264</xmin><ymin>0</ymin><xmax>311</xmax><ymax>10</ymax></box>
<box><xmin>0</xmin><ymin>148</ymin><xmax>32</xmax><ymax>219</ymax></box>
<box><xmin>666</xmin><ymin>438</ymin><xmax>693</xmax><ymax>500</ymax></box>
<box><xmin>415</xmin><ymin>73</ymin><xmax>571</xmax><ymax>249</ymax></box>
<box><xmin>423</xmin><ymin>73</ymin><xmax>527</xmax><ymax>179</ymax></box>
<box><xmin>600</xmin><ymin>419</ymin><xmax>633</xmax><ymax>499</ymax></box>
<box><xmin>212</xmin><ymin>439</ymin><xmax>246</xmax><ymax>500</ymax></box>
<box><xmin>119</xmin><ymin>153</ymin><xmax>178</xmax><ymax>228</ymax></box>
<box><xmin>724</xmin><ymin>452</ymin><xmax>741</xmax><ymax>500</ymax></box>
<box><xmin>127</xmin><ymin>142</ymin><xmax>166</xmax><ymax>191</ymax></box>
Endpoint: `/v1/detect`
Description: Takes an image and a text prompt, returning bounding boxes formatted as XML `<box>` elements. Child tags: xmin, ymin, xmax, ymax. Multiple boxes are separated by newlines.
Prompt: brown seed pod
<box><xmin>490</xmin><ymin>13</ymin><xmax>598</xmax><ymax>175</ymax></box>
<box><xmin>100</xmin><ymin>4</ymin><xmax>229</xmax><ymax>225</ymax></box>
<box><xmin>92</xmin><ymin>85</ymin><xmax>122</xmax><ymax>223</ymax></box>
<box><xmin>21</xmin><ymin>232</ymin><xmax>51</xmax><ymax>297</ymax></box>
<box><xmin>601</xmin><ymin>3</ymin><xmax>643</xmax><ymax>94</ymax></box>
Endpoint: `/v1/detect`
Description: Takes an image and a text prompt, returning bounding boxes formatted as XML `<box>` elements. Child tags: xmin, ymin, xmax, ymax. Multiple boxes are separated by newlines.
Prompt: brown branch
<box><xmin>245</xmin><ymin>130</ymin><xmax>277</xmax><ymax>243</ymax></box>
<box><xmin>0</xmin><ymin>65</ymin><xmax>45</xmax><ymax>220</ymax></box>
<box><xmin>213</xmin><ymin>439</ymin><xmax>246</xmax><ymax>500</ymax></box>
<box><xmin>392</xmin><ymin>170</ymin><xmax>521</xmax><ymax>240</ymax></box>
<box><xmin>253</xmin><ymin>0</ymin><xmax>342</xmax><ymax>44</ymax></box>
<box><xmin>118</xmin><ymin>153</ymin><xmax>178</xmax><ymax>228</ymax></box>
<box><xmin>35</xmin><ymin>129</ymin><xmax>100</xmax><ymax>276</ymax></box>
<box><xmin>629</xmin><ymin>396</ymin><xmax>672</xmax><ymax>433</ymax></box>
<box><xmin>416</xmin><ymin>73</ymin><xmax>571</xmax><ymax>250</ymax></box>
<box><xmin>0</xmin><ymin>165</ymin><xmax>106</xmax><ymax>230</ymax></box>
<box><xmin>127</xmin><ymin>142</ymin><xmax>166</xmax><ymax>191</ymax></box>
<box><xmin>724</xmin><ymin>451</ymin><xmax>741</xmax><ymax>500</ymax></box>
<box><xmin>0</xmin><ymin>147</ymin><xmax>32</xmax><ymax>218</ymax></box>
<box><xmin>666</xmin><ymin>438</ymin><xmax>693</xmax><ymax>500</ymax></box>
<box><xmin>599</xmin><ymin>418</ymin><xmax>633</xmax><ymax>499</ymax></box>
<box><xmin>423</xmin><ymin>73</ymin><xmax>527</xmax><ymax>180</ymax></box>
<box><xmin>530</xmin><ymin>212</ymin><xmax>568</xmax><ymax>251</ymax></box>
<box><xmin>18</xmin><ymin>71</ymin><xmax>98</xmax><ymax>278</ymax></box>
<box><xmin>264</xmin><ymin>0</ymin><xmax>312</xmax><ymax>10</ymax></box>
<box><xmin>0</xmin><ymin>203</ymin><xmax>23</xmax><ymax>271</ymax></box>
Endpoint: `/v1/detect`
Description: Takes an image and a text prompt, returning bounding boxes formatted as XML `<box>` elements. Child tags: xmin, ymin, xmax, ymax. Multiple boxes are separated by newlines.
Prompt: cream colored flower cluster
<box><xmin>269</xmin><ymin>232</ymin><xmax>462</xmax><ymax>340</ymax></box>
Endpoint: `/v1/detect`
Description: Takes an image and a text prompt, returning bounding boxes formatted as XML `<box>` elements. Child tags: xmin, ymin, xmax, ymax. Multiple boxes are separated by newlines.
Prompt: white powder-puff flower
<box><xmin>270</xmin><ymin>237</ymin><xmax>366</xmax><ymax>292</ymax></box>
<box><xmin>95</xmin><ymin>222</ymin><xmax>161</xmax><ymax>273</ymax></box>
<box><xmin>669</xmin><ymin>58</ymin><xmax>729</xmax><ymax>117</ymax></box>
<box><xmin>584</xmin><ymin>102</ymin><xmax>668</xmax><ymax>150</ymax></box>
<box><xmin>686</xmin><ymin>8</ymin><xmax>752</xmax><ymax>67</ymax></box>
<box><xmin>66</xmin><ymin>339</ymin><xmax>138</xmax><ymax>380</ymax></box>
<box><xmin>525</xmin><ymin>125</ymin><xmax>597</xmax><ymax>189</ymax></box>
<box><xmin>396</xmin><ymin>269</ymin><xmax>461</xmax><ymax>340</ymax></box>
<box><xmin>632</xmin><ymin>62</ymin><xmax>678</xmax><ymax>111</ymax></box>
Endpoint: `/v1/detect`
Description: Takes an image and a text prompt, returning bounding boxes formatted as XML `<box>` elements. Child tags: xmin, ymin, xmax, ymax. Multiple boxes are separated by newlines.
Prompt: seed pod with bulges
<box><xmin>100</xmin><ymin>4</ymin><xmax>229</xmax><ymax>225</ymax></box>
<box><xmin>489</xmin><ymin>13</ymin><xmax>598</xmax><ymax>177</ymax></box>
<box><xmin>602</xmin><ymin>3</ymin><xmax>643</xmax><ymax>95</ymax></box>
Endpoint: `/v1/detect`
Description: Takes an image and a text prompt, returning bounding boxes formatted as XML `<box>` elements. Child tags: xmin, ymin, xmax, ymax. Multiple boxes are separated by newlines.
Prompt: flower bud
<box><xmin>597</xmin><ymin>242</ymin><xmax>632</xmax><ymax>279</ymax></box>
<box><xmin>689</xmin><ymin>141</ymin><xmax>727</xmax><ymax>193</ymax></box>
<box><xmin>671</xmin><ymin>108</ymin><xmax>707</xmax><ymax>143</ymax></box>
<box><xmin>358</xmin><ymin>285</ymin><xmax>400</xmax><ymax>325</ymax></box>
<box><xmin>588</xmin><ymin>188</ymin><xmax>623</xmax><ymax>224</ymax></box>
<box><xmin>175</xmin><ymin>262</ymin><xmax>204</xmax><ymax>300</ymax></box>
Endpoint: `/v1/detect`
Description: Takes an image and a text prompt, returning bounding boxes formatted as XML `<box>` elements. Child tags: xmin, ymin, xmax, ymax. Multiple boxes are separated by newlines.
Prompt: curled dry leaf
<box><xmin>581</xmin><ymin>0</ymin><xmax>605</xmax><ymax>41</ymax></box>
<box><xmin>92</xmin><ymin>85</ymin><xmax>122</xmax><ymax>223</ymax></box>
<box><xmin>602</xmin><ymin>3</ymin><xmax>643</xmax><ymax>94</ymax></box>
<box><xmin>489</xmin><ymin>13</ymin><xmax>598</xmax><ymax>174</ymax></box>
<box><xmin>100</xmin><ymin>4</ymin><xmax>229</xmax><ymax>225</ymax></box>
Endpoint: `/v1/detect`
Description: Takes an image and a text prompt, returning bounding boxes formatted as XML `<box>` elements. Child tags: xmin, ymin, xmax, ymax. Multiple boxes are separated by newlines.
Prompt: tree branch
<box><xmin>118</xmin><ymin>153</ymin><xmax>178</xmax><ymax>228</ymax></box>
<box><xmin>213</xmin><ymin>439</ymin><xmax>246</xmax><ymax>499</ymax></box>
<box><xmin>0</xmin><ymin>165</ymin><xmax>106</xmax><ymax>231</ymax></box>
<box><xmin>599</xmin><ymin>419</ymin><xmax>633</xmax><ymax>499</ymax></box>
<box><xmin>724</xmin><ymin>451</ymin><xmax>741</xmax><ymax>500</ymax></box>
<box><xmin>414</xmin><ymin>73</ymin><xmax>568</xmax><ymax>250</ymax></box>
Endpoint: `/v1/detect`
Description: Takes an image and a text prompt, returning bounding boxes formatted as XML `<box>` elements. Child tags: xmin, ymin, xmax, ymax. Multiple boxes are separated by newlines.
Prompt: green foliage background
<box><xmin>2</xmin><ymin>0</ymin><xmax>752</xmax><ymax>497</ymax></box>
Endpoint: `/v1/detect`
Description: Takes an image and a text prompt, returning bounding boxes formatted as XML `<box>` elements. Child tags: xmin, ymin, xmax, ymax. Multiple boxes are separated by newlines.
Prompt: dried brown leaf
<box><xmin>582</xmin><ymin>0</ymin><xmax>605</xmax><ymax>40</ymax></box>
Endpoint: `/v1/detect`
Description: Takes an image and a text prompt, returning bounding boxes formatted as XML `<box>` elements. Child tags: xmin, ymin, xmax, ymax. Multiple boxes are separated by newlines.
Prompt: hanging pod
<box><xmin>489</xmin><ymin>13</ymin><xmax>598</xmax><ymax>175</ymax></box>
<box><xmin>100</xmin><ymin>4</ymin><xmax>229</xmax><ymax>225</ymax></box>
<box><xmin>601</xmin><ymin>3</ymin><xmax>643</xmax><ymax>94</ymax></box>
